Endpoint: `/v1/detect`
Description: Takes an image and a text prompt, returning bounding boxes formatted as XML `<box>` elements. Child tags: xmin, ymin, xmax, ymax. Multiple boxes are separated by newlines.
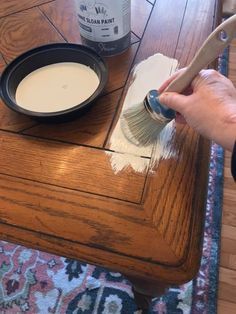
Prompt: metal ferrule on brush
<box><xmin>144</xmin><ymin>90</ymin><xmax>176</xmax><ymax>123</ymax></box>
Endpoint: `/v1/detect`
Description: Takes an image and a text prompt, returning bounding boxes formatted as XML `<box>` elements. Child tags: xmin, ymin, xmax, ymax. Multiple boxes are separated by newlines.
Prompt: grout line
<box><xmin>18</xmin><ymin>122</ymin><xmax>40</xmax><ymax>134</ymax></box>
<box><xmin>0</xmin><ymin>128</ymin><xmax>151</xmax><ymax>160</ymax></box>
<box><xmin>172</xmin><ymin>0</ymin><xmax>189</xmax><ymax>59</ymax></box>
<box><xmin>146</xmin><ymin>0</ymin><xmax>155</xmax><ymax>6</ymax></box>
<box><xmin>0</xmin><ymin>171</ymin><xmax>142</xmax><ymax>205</ymax></box>
<box><xmin>37</xmin><ymin>6</ymin><xmax>68</xmax><ymax>42</ymax></box>
<box><xmin>131</xmin><ymin>30</ymin><xmax>141</xmax><ymax>42</ymax></box>
<box><xmin>0</xmin><ymin>51</ymin><xmax>8</xmax><ymax>65</ymax></box>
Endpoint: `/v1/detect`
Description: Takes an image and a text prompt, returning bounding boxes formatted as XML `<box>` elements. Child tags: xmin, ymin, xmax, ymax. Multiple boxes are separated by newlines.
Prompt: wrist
<box><xmin>213</xmin><ymin>123</ymin><xmax>236</xmax><ymax>152</ymax></box>
<box><xmin>224</xmin><ymin>124</ymin><xmax>236</xmax><ymax>152</ymax></box>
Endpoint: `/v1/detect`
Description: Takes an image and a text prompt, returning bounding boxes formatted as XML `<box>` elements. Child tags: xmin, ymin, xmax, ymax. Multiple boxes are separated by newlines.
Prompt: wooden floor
<box><xmin>217</xmin><ymin>39</ymin><xmax>236</xmax><ymax>313</ymax></box>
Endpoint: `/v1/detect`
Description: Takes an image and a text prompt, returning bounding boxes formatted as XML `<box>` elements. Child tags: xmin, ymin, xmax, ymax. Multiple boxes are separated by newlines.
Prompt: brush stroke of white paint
<box><xmin>106</xmin><ymin>53</ymin><xmax>179</xmax><ymax>174</ymax></box>
<box><xmin>106</xmin><ymin>151</ymin><xmax>150</xmax><ymax>174</ymax></box>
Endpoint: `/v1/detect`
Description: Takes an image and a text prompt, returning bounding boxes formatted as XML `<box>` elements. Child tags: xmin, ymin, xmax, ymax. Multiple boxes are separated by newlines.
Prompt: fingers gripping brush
<box><xmin>121</xmin><ymin>14</ymin><xmax>236</xmax><ymax>146</ymax></box>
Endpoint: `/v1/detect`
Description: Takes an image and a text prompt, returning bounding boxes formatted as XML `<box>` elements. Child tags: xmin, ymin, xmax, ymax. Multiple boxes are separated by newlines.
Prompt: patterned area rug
<box><xmin>0</xmin><ymin>52</ymin><xmax>227</xmax><ymax>313</ymax></box>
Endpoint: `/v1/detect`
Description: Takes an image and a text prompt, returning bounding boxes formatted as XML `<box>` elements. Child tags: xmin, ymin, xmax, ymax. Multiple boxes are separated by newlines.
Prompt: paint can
<box><xmin>76</xmin><ymin>0</ymin><xmax>131</xmax><ymax>56</ymax></box>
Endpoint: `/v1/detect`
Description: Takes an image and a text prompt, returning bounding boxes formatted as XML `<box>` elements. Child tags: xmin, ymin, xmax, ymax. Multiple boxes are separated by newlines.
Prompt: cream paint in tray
<box><xmin>15</xmin><ymin>62</ymin><xmax>100</xmax><ymax>113</ymax></box>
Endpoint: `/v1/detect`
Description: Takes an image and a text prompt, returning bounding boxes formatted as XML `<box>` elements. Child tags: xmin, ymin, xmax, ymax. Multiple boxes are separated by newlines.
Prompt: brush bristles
<box><xmin>121</xmin><ymin>102</ymin><xmax>167</xmax><ymax>146</ymax></box>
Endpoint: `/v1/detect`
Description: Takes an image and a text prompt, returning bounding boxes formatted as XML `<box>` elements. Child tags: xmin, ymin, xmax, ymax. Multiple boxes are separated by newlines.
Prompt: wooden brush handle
<box><xmin>165</xmin><ymin>14</ymin><xmax>236</xmax><ymax>93</ymax></box>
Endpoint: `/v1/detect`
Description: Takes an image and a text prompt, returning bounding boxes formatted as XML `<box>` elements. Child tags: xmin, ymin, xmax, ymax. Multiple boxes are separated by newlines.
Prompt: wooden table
<box><xmin>0</xmin><ymin>0</ymin><xmax>220</xmax><ymax>310</ymax></box>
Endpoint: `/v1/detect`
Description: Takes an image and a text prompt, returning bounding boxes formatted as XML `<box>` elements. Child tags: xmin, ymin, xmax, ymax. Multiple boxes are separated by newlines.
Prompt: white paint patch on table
<box><xmin>106</xmin><ymin>53</ymin><xmax>179</xmax><ymax>174</ymax></box>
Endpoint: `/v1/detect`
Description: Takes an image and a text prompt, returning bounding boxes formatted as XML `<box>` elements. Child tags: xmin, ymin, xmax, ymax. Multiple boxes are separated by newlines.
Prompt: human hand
<box><xmin>158</xmin><ymin>69</ymin><xmax>236</xmax><ymax>151</ymax></box>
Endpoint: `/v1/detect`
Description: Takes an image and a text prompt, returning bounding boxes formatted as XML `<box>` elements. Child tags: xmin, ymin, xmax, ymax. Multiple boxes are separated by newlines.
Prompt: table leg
<box><xmin>128</xmin><ymin>277</ymin><xmax>169</xmax><ymax>313</ymax></box>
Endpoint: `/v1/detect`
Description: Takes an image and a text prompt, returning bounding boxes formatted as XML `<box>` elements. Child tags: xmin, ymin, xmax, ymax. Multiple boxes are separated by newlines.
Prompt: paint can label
<box><xmin>77</xmin><ymin>0</ymin><xmax>131</xmax><ymax>56</ymax></box>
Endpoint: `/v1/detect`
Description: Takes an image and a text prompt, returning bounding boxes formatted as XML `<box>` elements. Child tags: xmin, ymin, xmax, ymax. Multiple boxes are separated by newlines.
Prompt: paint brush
<box><xmin>121</xmin><ymin>14</ymin><xmax>236</xmax><ymax>146</ymax></box>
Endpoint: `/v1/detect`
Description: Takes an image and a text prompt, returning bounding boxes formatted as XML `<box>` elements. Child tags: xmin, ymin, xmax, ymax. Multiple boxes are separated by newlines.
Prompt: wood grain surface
<box><xmin>0</xmin><ymin>0</ymin><xmax>220</xmax><ymax>285</ymax></box>
<box><xmin>0</xmin><ymin>131</ymin><xmax>148</xmax><ymax>202</ymax></box>
<box><xmin>0</xmin><ymin>7</ymin><xmax>64</xmax><ymax>63</ymax></box>
<box><xmin>145</xmin><ymin>0</ymin><xmax>216</xmax><ymax>264</ymax></box>
<box><xmin>0</xmin><ymin>0</ymin><xmax>53</xmax><ymax>18</ymax></box>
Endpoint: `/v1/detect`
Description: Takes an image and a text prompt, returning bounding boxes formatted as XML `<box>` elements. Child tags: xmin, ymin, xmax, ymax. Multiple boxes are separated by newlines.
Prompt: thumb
<box><xmin>159</xmin><ymin>92</ymin><xmax>187</xmax><ymax>113</ymax></box>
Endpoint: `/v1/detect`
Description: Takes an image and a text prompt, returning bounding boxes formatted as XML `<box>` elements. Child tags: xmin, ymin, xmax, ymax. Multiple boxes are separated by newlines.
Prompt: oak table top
<box><xmin>0</xmin><ymin>0</ymin><xmax>220</xmax><ymax>286</ymax></box>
